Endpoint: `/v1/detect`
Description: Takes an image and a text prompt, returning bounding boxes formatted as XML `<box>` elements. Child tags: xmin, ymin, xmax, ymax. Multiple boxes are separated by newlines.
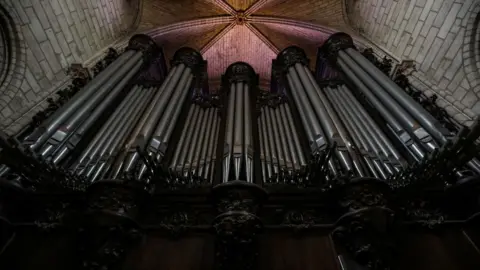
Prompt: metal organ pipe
<box><xmin>341</xmin><ymin>86</ymin><xmax>405</xmax><ymax>168</ymax></box>
<box><xmin>73</xmin><ymin>87</ymin><xmax>145</xmax><ymax>174</ymax></box>
<box><xmin>337</xmin><ymin>58</ymin><xmax>425</xmax><ymax>162</ymax></box>
<box><xmin>221</xmin><ymin>62</ymin><xmax>257</xmax><ymax>183</ymax></box>
<box><xmin>233</xmin><ymin>82</ymin><xmax>245</xmax><ymax>180</ymax></box>
<box><xmin>281</xmin><ymin>103</ymin><xmax>307</xmax><ymax>170</ymax></box>
<box><xmin>244</xmin><ymin>85</ymin><xmax>254</xmax><ymax>183</ymax></box>
<box><xmin>345</xmin><ymin>48</ymin><xmax>451</xmax><ymax>145</ymax></box>
<box><xmin>277</xmin><ymin>47</ymin><xmax>363</xmax><ymax>177</ymax></box>
<box><xmin>259</xmin><ymin>108</ymin><xmax>273</xmax><ymax>180</ymax></box>
<box><xmin>89</xmin><ymin>89</ymin><xmax>153</xmax><ymax>182</ymax></box>
<box><xmin>119</xmin><ymin>47</ymin><xmax>205</xmax><ymax>182</ymax></box>
<box><xmin>83</xmin><ymin>87</ymin><xmax>150</xmax><ymax>180</ymax></box>
<box><xmin>339</xmin><ymin>54</ymin><xmax>438</xmax><ymax>153</ymax></box>
<box><xmin>24</xmin><ymin>50</ymin><xmax>139</xmax><ymax>151</ymax></box>
<box><xmin>206</xmin><ymin>116</ymin><xmax>220</xmax><ymax>182</ymax></box>
<box><xmin>197</xmin><ymin>108</ymin><xmax>214</xmax><ymax>178</ymax></box>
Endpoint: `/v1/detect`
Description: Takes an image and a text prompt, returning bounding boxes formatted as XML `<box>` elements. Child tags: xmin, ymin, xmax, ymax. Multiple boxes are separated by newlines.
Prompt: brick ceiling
<box><xmin>139</xmin><ymin>0</ymin><xmax>350</xmax><ymax>90</ymax></box>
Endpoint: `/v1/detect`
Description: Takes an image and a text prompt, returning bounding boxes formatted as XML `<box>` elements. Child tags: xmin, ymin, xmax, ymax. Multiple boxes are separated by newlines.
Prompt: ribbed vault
<box><xmin>138</xmin><ymin>0</ymin><xmax>356</xmax><ymax>89</ymax></box>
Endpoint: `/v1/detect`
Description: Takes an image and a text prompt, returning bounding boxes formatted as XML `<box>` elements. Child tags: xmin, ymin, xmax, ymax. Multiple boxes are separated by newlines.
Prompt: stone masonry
<box><xmin>0</xmin><ymin>0</ymin><xmax>140</xmax><ymax>134</ymax></box>
<box><xmin>346</xmin><ymin>0</ymin><xmax>480</xmax><ymax>126</ymax></box>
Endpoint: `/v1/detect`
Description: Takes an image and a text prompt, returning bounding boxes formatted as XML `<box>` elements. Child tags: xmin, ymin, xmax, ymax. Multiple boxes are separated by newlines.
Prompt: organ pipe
<box><xmin>320</xmin><ymin>32</ymin><xmax>480</xmax><ymax>179</ymax></box>
<box><xmin>220</xmin><ymin>62</ymin><xmax>258</xmax><ymax>183</ymax></box>
<box><xmin>119</xmin><ymin>47</ymin><xmax>205</xmax><ymax>182</ymax></box>
<box><xmin>1</xmin><ymin>31</ymin><xmax>477</xmax><ymax>192</ymax></box>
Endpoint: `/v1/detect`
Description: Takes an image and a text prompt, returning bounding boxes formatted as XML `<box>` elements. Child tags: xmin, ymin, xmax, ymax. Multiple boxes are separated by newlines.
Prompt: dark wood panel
<box><xmin>396</xmin><ymin>231</ymin><xmax>480</xmax><ymax>270</ymax></box>
<box><xmin>124</xmin><ymin>233</ymin><xmax>215</xmax><ymax>270</ymax></box>
<box><xmin>0</xmin><ymin>229</ymin><xmax>78</xmax><ymax>270</ymax></box>
<box><xmin>258</xmin><ymin>232</ymin><xmax>339</xmax><ymax>270</ymax></box>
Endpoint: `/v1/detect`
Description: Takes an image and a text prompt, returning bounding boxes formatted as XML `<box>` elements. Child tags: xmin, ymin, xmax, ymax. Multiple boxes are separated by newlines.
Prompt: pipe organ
<box><xmin>1</xmin><ymin>33</ymin><xmax>480</xmax><ymax>270</ymax></box>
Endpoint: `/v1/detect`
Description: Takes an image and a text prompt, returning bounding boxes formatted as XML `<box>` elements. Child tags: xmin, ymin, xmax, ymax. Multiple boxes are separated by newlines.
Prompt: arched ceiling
<box><xmin>138</xmin><ymin>0</ymin><xmax>352</xmax><ymax>91</ymax></box>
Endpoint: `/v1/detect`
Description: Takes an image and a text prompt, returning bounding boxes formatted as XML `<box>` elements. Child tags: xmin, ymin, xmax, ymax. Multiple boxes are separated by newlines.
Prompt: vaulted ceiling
<box><xmin>138</xmin><ymin>0</ymin><xmax>353</xmax><ymax>91</ymax></box>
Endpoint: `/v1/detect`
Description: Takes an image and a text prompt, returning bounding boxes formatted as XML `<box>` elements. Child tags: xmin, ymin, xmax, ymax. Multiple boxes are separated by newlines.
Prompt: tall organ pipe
<box><xmin>48</xmin><ymin>80</ymin><xmax>143</xmax><ymax>164</ymax></box>
<box><xmin>281</xmin><ymin>103</ymin><xmax>307</xmax><ymax>170</ymax></box>
<box><xmin>111</xmin><ymin>67</ymin><xmax>178</xmax><ymax>176</ymax></box>
<box><xmin>277</xmin><ymin>46</ymin><xmax>359</xmax><ymax>177</ymax></box>
<box><xmin>136</xmin><ymin>74</ymin><xmax>194</xmax><ymax>180</ymax></box>
<box><xmin>337</xmin><ymin>58</ymin><xmax>425</xmax><ymax>162</ymax></box>
<box><xmin>206</xmin><ymin>116</ymin><xmax>220</xmax><ymax>182</ymax></box>
<box><xmin>264</xmin><ymin>106</ymin><xmax>279</xmax><ymax>178</ymax></box>
<box><xmin>345</xmin><ymin>48</ymin><xmax>451</xmax><ymax>145</ymax></box>
<box><xmin>220</xmin><ymin>62</ymin><xmax>258</xmax><ymax>183</ymax></box>
<box><xmin>259</xmin><ymin>108</ymin><xmax>273</xmax><ymax>180</ymax></box>
<box><xmin>339</xmin><ymin>54</ymin><xmax>438</xmax><ymax>153</ymax></box>
<box><xmin>325</xmin><ymin>87</ymin><xmax>384</xmax><ymax>179</ymax></box>
<box><xmin>197</xmin><ymin>108</ymin><xmax>215</xmax><ymax>178</ymax></box>
<box><xmin>121</xmin><ymin>47</ymin><xmax>204</xmax><ymax>181</ymax></box>
<box><xmin>233</xmin><ymin>82</ymin><xmax>245</xmax><ymax>180</ymax></box>
<box><xmin>341</xmin><ymin>86</ymin><xmax>406</xmax><ymax>167</ymax></box>
<box><xmin>244</xmin><ymin>85</ymin><xmax>254</xmax><ymax>183</ymax></box>
<box><xmin>72</xmin><ymin>87</ymin><xmax>144</xmax><ymax>173</ymax></box>
<box><xmin>25</xmin><ymin>50</ymin><xmax>142</xmax><ymax>151</ymax></box>
<box><xmin>83</xmin><ymin>87</ymin><xmax>149</xmax><ymax>179</ymax></box>
<box><xmin>122</xmin><ymin>64</ymin><xmax>186</xmax><ymax>173</ymax></box>
<box><xmin>170</xmin><ymin>105</ymin><xmax>197</xmax><ymax>172</ymax></box>
<box><xmin>337</xmin><ymin>87</ymin><xmax>401</xmax><ymax>173</ymax></box>
<box><xmin>90</xmin><ymin>89</ymin><xmax>154</xmax><ymax>182</ymax></box>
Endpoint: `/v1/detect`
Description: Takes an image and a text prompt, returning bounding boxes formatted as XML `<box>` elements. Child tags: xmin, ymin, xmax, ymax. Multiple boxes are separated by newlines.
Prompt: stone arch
<box><xmin>0</xmin><ymin>2</ymin><xmax>27</xmax><ymax>106</ymax></box>
<box><xmin>464</xmin><ymin>2</ymin><xmax>480</xmax><ymax>99</ymax></box>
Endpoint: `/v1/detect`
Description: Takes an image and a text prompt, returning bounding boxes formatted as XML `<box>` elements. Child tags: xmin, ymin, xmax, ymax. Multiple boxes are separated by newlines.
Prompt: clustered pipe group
<box><xmin>1</xmin><ymin>32</ymin><xmax>478</xmax><ymax>188</ymax></box>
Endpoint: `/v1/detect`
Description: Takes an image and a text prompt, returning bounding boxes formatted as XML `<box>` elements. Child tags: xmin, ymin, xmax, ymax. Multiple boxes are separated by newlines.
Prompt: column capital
<box><xmin>320</xmin><ymin>32</ymin><xmax>355</xmax><ymax>62</ymax></box>
<box><xmin>127</xmin><ymin>34</ymin><xmax>159</xmax><ymax>60</ymax></box>
<box><xmin>275</xmin><ymin>46</ymin><xmax>309</xmax><ymax>72</ymax></box>
<box><xmin>172</xmin><ymin>47</ymin><xmax>204</xmax><ymax>71</ymax></box>
<box><xmin>223</xmin><ymin>62</ymin><xmax>258</xmax><ymax>86</ymax></box>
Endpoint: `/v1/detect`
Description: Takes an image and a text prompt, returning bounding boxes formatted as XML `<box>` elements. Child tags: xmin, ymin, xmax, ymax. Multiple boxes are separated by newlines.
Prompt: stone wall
<box><xmin>346</xmin><ymin>0</ymin><xmax>480</xmax><ymax>126</ymax></box>
<box><xmin>0</xmin><ymin>0</ymin><xmax>140</xmax><ymax>134</ymax></box>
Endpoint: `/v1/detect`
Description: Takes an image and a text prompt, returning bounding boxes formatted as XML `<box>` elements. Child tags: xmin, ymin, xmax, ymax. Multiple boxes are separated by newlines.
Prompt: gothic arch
<box><xmin>0</xmin><ymin>2</ymin><xmax>26</xmax><ymax>101</ymax></box>
<box><xmin>464</xmin><ymin>2</ymin><xmax>480</xmax><ymax>97</ymax></box>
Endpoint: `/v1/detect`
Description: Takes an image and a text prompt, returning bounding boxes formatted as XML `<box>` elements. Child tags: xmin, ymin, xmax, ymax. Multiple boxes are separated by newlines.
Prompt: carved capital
<box><xmin>276</xmin><ymin>46</ymin><xmax>309</xmax><ymax>73</ymax></box>
<box><xmin>223</xmin><ymin>62</ymin><xmax>258</xmax><ymax>86</ymax></box>
<box><xmin>80</xmin><ymin>224</ymin><xmax>143</xmax><ymax>270</ymax></box>
<box><xmin>127</xmin><ymin>34</ymin><xmax>158</xmax><ymax>61</ymax></box>
<box><xmin>320</xmin><ymin>32</ymin><xmax>355</xmax><ymax>62</ymax></box>
<box><xmin>172</xmin><ymin>47</ymin><xmax>204</xmax><ymax>72</ymax></box>
<box><xmin>335</xmin><ymin>177</ymin><xmax>392</xmax><ymax>213</ymax></box>
<box><xmin>85</xmin><ymin>180</ymin><xmax>149</xmax><ymax>226</ymax></box>
<box><xmin>81</xmin><ymin>180</ymin><xmax>147</xmax><ymax>269</ymax></box>
<box><xmin>332</xmin><ymin>208</ymin><xmax>395</xmax><ymax>270</ymax></box>
<box><xmin>212</xmin><ymin>180</ymin><xmax>267</xmax><ymax>270</ymax></box>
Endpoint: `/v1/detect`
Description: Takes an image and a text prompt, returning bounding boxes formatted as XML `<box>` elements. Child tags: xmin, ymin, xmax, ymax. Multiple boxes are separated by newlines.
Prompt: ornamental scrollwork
<box><xmin>320</xmin><ymin>32</ymin><xmax>355</xmax><ymax>62</ymax></box>
<box><xmin>277</xmin><ymin>46</ymin><xmax>309</xmax><ymax>71</ymax></box>
<box><xmin>332</xmin><ymin>209</ymin><xmax>395</xmax><ymax>270</ymax></box>
<box><xmin>80</xmin><ymin>225</ymin><xmax>143</xmax><ymax>270</ymax></box>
